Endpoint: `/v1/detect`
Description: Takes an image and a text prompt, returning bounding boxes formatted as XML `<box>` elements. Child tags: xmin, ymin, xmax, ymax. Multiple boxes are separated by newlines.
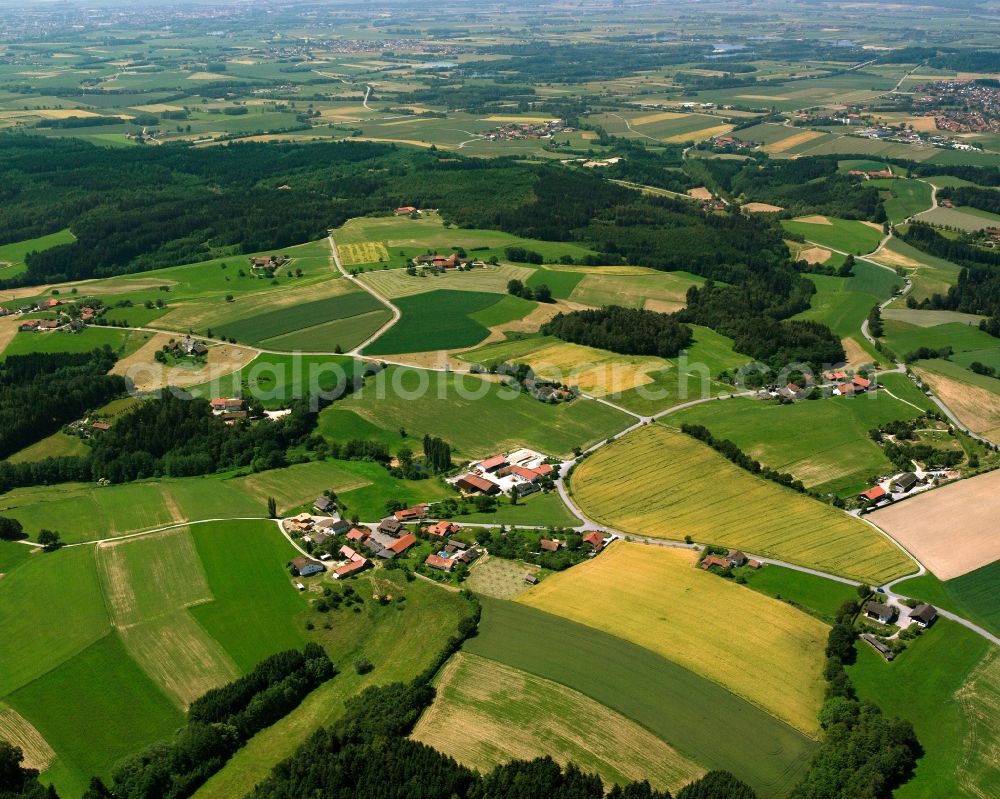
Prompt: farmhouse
<box><xmin>91</xmin><ymin>421</ymin><xmax>111</xmax><ymax>433</ymax></box>
<box><xmin>346</xmin><ymin>528</ymin><xmax>369</xmax><ymax>543</ymax></box>
<box><xmin>852</xmin><ymin>376</ymin><xmax>872</xmax><ymax>392</ymax></box>
<box><xmin>455</xmin><ymin>474</ymin><xmax>500</xmax><ymax>495</ymax></box>
<box><xmin>211</xmin><ymin>398</ymin><xmax>244</xmax><ymax>415</ymax></box>
<box><xmin>395</xmin><ymin>206</ymin><xmax>418</xmax><ymax>215</ymax></box>
<box><xmin>334</xmin><ymin>558</ymin><xmax>369</xmax><ymax>579</ymax></box>
<box><xmin>174</xmin><ymin>336</ymin><xmax>208</xmax><ymax>357</ymax></box>
<box><xmin>701</xmin><ymin>554</ymin><xmax>733</xmax><ymax>570</ymax></box>
<box><xmin>313</xmin><ymin>496</ymin><xmax>335</xmax><ymax>513</ymax></box>
<box><xmin>249</xmin><ymin>254</ymin><xmax>288</xmax><ymax>274</ymax></box>
<box><xmin>394</xmin><ymin>504</ymin><xmax>428</xmax><ymax>522</ymax></box>
<box><xmin>315</xmin><ymin>517</ymin><xmax>351</xmax><ymax>535</ymax></box>
<box><xmin>425</xmin><ymin>553</ymin><xmax>456</xmax><ymax>572</ymax></box>
<box><xmin>539</xmin><ymin>538</ymin><xmax>561</xmax><ymax>552</ymax></box>
<box><xmin>860</xmin><ymin>485</ymin><xmax>887</xmax><ymax>502</ymax></box>
<box><xmin>909</xmin><ymin>603</ymin><xmax>938</xmax><ymax>628</ymax></box>
<box><xmin>305</xmin><ymin>529</ymin><xmax>332</xmax><ymax>546</ymax></box>
<box><xmin>385</xmin><ymin>533</ymin><xmax>418</xmax><ymax>557</ymax></box>
<box><xmin>583</xmin><ymin>531</ymin><xmax>606</xmax><ymax>552</ymax></box>
<box><xmin>727</xmin><ymin>550</ymin><xmax>748</xmax><ymax>567</ymax></box>
<box><xmin>291</xmin><ymin>556</ymin><xmax>324</xmax><ymax>577</ymax></box>
<box><xmin>428</xmin><ymin>520</ymin><xmax>460</xmax><ymax>537</ymax></box>
<box><xmin>864</xmin><ymin>600</ymin><xmax>897</xmax><ymax>624</ymax></box>
<box><xmin>366</xmin><ymin>530</ymin><xmax>403</xmax><ymax>558</ymax></box>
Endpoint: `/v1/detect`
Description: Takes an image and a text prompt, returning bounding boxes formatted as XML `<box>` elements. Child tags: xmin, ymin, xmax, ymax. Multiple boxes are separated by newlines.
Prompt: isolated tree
<box><xmin>267</xmin><ymin>496</ymin><xmax>278</xmax><ymax>519</ymax></box>
<box><xmin>37</xmin><ymin>530</ymin><xmax>62</xmax><ymax>552</ymax></box>
<box><xmin>0</xmin><ymin>517</ymin><xmax>25</xmax><ymax>541</ymax></box>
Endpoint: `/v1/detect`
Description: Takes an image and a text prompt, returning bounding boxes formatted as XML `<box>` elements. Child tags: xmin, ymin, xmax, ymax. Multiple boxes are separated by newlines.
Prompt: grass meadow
<box><xmin>465</xmin><ymin>597</ymin><xmax>816</xmax><ymax>798</ymax></box>
<box><xmin>893</xmin><ymin>559</ymin><xmax>1000</xmax><ymax>638</ymax></box>
<box><xmin>1</xmin><ymin>327</ymin><xmax>151</xmax><ymax>359</ymax></box>
<box><xmin>847</xmin><ymin>620</ymin><xmax>993</xmax><ymax>799</ymax></box>
<box><xmin>359</xmin><ymin>263</ymin><xmax>535</xmax><ymax>299</ymax></box>
<box><xmin>670</xmin><ymin>391</ymin><xmax>925</xmax><ymax>497</ymax></box>
<box><xmin>869</xmin><ymin>178</ymin><xmax>934</xmax><ymax>223</ymax></box>
<box><xmin>741</xmin><ymin>565</ymin><xmax>858</xmax><ymax>623</ymax></box>
<box><xmin>570</xmin><ymin>425</ymin><xmax>917</xmax><ymax>583</ymax></box>
<box><xmin>412</xmin><ymin>652</ymin><xmax>705</xmax><ymax>792</ymax></box>
<box><xmin>518</xmin><ymin>542</ymin><xmax>827</xmax><ymax>735</ymax></box>
<box><xmin>0</xmin><ymin>228</ymin><xmax>75</xmax><ymax>278</ymax></box>
<box><xmin>781</xmin><ymin>217</ymin><xmax>884</xmax><ymax>254</ymax></box>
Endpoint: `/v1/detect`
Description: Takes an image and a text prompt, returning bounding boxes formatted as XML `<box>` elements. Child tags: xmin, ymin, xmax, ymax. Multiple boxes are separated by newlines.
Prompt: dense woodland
<box><xmin>936</xmin><ymin>185</ymin><xmax>1000</xmax><ymax>216</ymax></box>
<box><xmin>542</xmin><ymin>306</ymin><xmax>694</xmax><ymax>358</ymax></box>
<box><xmin>0</xmin><ymin>348</ymin><xmax>124</xmax><ymax>459</ymax></box>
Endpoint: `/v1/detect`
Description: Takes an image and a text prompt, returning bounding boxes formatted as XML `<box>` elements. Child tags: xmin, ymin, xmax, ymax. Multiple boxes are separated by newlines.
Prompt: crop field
<box><xmin>872</xmin><ymin>239</ymin><xmax>962</xmax><ymax>302</ymax></box>
<box><xmin>917</xmin><ymin>205</ymin><xmax>1000</xmax><ymax>232</ymax></box>
<box><xmin>781</xmin><ymin>216</ymin><xmax>884</xmax><ymax>254</ymax></box>
<box><xmin>869</xmin><ymin>470</ymin><xmax>1000</xmax><ymax>580</ymax></box>
<box><xmin>671</xmin><ymin>391</ymin><xmax>924</xmax><ymax>497</ymax></box>
<box><xmin>847</xmin><ymin>620</ymin><xmax>992</xmax><ymax>799</ymax></box>
<box><xmin>465</xmin><ymin>598</ymin><xmax>816</xmax><ymax>798</ymax></box>
<box><xmin>1</xmin><ymin>327</ymin><xmax>150</xmax><ymax>359</ymax></box>
<box><xmin>762</xmin><ymin>129</ymin><xmax>827</xmax><ymax>153</ymax></box>
<box><xmin>571</xmin><ymin>426</ymin><xmax>917</xmax><ymax>583</ymax></box>
<box><xmin>214</xmin><ymin>291</ymin><xmax>386</xmax><ymax>347</ymax></box>
<box><xmin>413</xmin><ymin>652</ymin><xmax>705</xmax><ymax>791</ymax></box>
<box><xmin>913</xmin><ymin>360</ymin><xmax>1000</xmax><ymax>441</ymax></box>
<box><xmin>363</xmin><ymin>290</ymin><xmax>534</xmax><ymax>355</ymax></box>
<box><xmin>567</xmin><ymin>268</ymin><xmax>704</xmax><ymax>312</ymax></box>
<box><xmin>519</xmin><ymin>542</ymin><xmax>826</xmax><ymax>735</ymax></box>
<box><xmin>0</xmin><ymin>704</ymin><xmax>55</xmax><ymax>771</ymax></box>
<box><xmin>325</xmin><ymin>365</ymin><xmax>631</xmax><ymax>458</ymax></box>
<box><xmin>336</xmin><ymin>240</ymin><xmax>390</xmax><ymax>266</ymax></box>
<box><xmin>359</xmin><ymin>263</ymin><xmax>534</xmax><ymax>299</ymax></box>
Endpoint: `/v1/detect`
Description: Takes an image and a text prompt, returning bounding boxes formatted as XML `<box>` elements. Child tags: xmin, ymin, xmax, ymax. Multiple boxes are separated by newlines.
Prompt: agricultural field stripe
<box><xmin>215</xmin><ymin>292</ymin><xmax>383</xmax><ymax>344</ymax></box>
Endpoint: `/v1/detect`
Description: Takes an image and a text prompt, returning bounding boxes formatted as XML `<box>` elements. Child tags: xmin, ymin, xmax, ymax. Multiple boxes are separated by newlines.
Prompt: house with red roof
<box><xmin>346</xmin><ymin>528</ymin><xmax>369</xmax><ymax>543</ymax></box>
<box><xmin>395</xmin><ymin>206</ymin><xmax>418</xmax><ymax>215</ymax></box>
<box><xmin>852</xmin><ymin>376</ymin><xmax>872</xmax><ymax>391</ymax></box>
<box><xmin>583</xmin><ymin>532</ymin><xmax>605</xmax><ymax>552</ymax></box>
<box><xmin>859</xmin><ymin>485</ymin><xmax>887</xmax><ymax>502</ymax></box>
<box><xmin>425</xmin><ymin>554</ymin><xmax>455</xmax><ymax>572</ymax></box>
<box><xmin>386</xmin><ymin>533</ymin><xmax>417</xmax><ymax>556</ymax></box>
<box><xmin>394</xmin><ymin>504</ymin><xmax>428</xmax><ymax>522</ymax></box>
<box><xmin>428</xmin><ymin>520</ymin><xmax>460</xmax><ymax>537</ymax></box>
<box><xmin>455</xmin><ymin>474</ymin><xmax>499</xmax><ymax>495</ymax></box>
<box><xmin>478</xmin><ymin>455</ymin><xmax>508</xmax><ymax>473</ymax></box>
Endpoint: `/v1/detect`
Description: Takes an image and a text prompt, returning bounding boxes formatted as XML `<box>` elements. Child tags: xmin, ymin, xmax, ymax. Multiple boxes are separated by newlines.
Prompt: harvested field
<box><xmin>519</xmin><ymin>542</ymin><xmax>827</xmax><ymax>735</ymax></box>
<box><xmin>337</xmin><ymin>241</ymin><xmax>390</xmax><ymax>266</ymax></box>
<box><xmin>631</xmin><ymin>111</ymin><xmax>687</xmax><ymax>125</ymax></box>
<box><xmin>0</xmin><ymin>316</ymin><xmax>21</xmax><ymax>355</ymax></box>
<box><xmin>795</xmin><ymin>214</ymin><xmax>832</xmax><ymax>225</ymax></box>
<box><xmin>359</xmin><ymin>264</ymin><xmax>533</xmax><ymax>299</ymax></box>
<box><xmin>0</xmin><ymin>705</ymin><xmax>55</xmax><ymax>771</ymax></box>
<box><xmin>860</xmin><ymin>220</ymin><xmax>884</xmax><ymax>231</ymax></box>
<box><xmin>762</xmin><ymin>130</ymin><xmax>825</xmax><ymax>153</ymax></box>
<box><xmin>841</xmin><ymin>336</ymin><xmax>873</xmax><ymax>368</ymax></box>
<box><xmin>799</xmin><ymin>246</ymin><xmax>832</xmax><ymax>264</ymax></box>
<box><xmin>687</xmin><ymin>186</ymin><xmax>713</xmax><ymax>200</ymax></box>
<box><xmin>665</xmin><ymin>124</ymin><xmax>733</xmax><ymax>143</ymax></box>
<box><xmin>571</xmin><ymin>425</ymin><xmax>916</xmax><ymax>584</ymax></box>
<box><xmin>412</xmin><ymin>652</ymin><xmax>704</xmax><ymax>792</ymax></box>
<box><xmin>869</xmin><ymin>470</ymin><xmax>1000</xmax><ymax>579</ymax></box>
<box><xmin>464</xmin><ymin>555</ymin><xmax>540</xmax><ymax>600</ymax></box>
<box><xmin>111</xmin><ymin>335</ymin><xmax>257</xmax><ymax>392</ymax></box>
<box><xmin>743</xmin><ymin>202</ymin><xmax>784</xmax><ymax>213</ymax></box>
<box><xmin>914</xmin><ymin>365</ymin><xmax>1000</xmax><ymax>441</ymax></box>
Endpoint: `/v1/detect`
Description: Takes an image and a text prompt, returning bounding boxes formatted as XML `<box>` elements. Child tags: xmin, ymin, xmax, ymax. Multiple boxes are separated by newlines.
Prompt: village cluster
<box><xmin>483</xmin><ymin>119</ymin><xmax>575</xmax><ymax>142</ymax></box>
<box><xmin>449</xmin><ymin>448</ymin><xmax>559</xmax><ymax>498</ymax></box>
<box><xmin>4</xmin><ymin>296</ymin><xmax>104</xmax><ymax>333</ymax></box>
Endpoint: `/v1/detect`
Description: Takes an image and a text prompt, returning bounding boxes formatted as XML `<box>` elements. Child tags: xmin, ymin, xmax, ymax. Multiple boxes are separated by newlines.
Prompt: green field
<box><xmin>0</xmin><ymin>228</ymin><xmax>75</xmax><ymax>278</ymax></box>
<box><xmin>7</xmin><ymin>432</ymin><xmax>89</xmax><ymax>464</ymax></box>
<box><xmin>571</xmin><ymin>425</ymin><xmax>917</xmax><ymax>584</ymax></box>
<box><xmin>1</xmin><ymin>327</ymin><xmax>151</xmax><ymax>359</ymax></box>
<box><xmin>741</xmin><ymin>565</ymin><xmax>858</xmax><ymax>623</ymax></box>
<box><xmin>882</xmin><ymin>319</ymin><xmax>998</xmax><ymax>359</ymax></box>
<box><xmin>894</xmin><ymin>559</ymin><xmax>1000</xmax><ymax>638</ymax></box>
<box><xmin>214</xmin><ymin>291</ymin><xmax>387</xmax><ymax>348</ymax></box>
<box><xmin>670</xmin><ymin>390</ymin><xmax>925</xmax><ymax>496</ymax></box>
<box><xmin>464</xmin><ymin>597</ymin><xmax>816</xmax><ymax>798</ymax></box>
<box><xmin>847</xmin><ymin>620</ymin><xmax>992</xmax><ymax>799</ymax></box>
<box><xmin>524</xmin><ymin>266</ymin><xmax>586</xmax><ymax>299</ymax></box>
<box><xmin>873</xmin><ymin>238</ymin><xmax>962</xmax><ymax>302</ymax></box>
<box><xmin>869</xmin><ymin>178</ymin><xmax>934</xmax><ymax>223</ymax></box>
<box><xmin>364</xmin><ymin>290</ymin><xmax>534</xmax><ymax>355</ymax></box>
<box><xmin>454</xmin><ymin>490</ymin><xmax>580</xmax><ymax>527</ymax></box>
<box><xmin>320</xmin><ymin>365</ymin><xmax>633</xmax><ymax>459</ymax></box>
<box><xmin>782</xmin><ymin>217</ymin><xmax>885</xmax><ymax>254</ymax></box>
<box><xmin>564</xmin><ymin>267</ymin><xmax>704</xmax><ymax>312</ymax></box>
<box><xmin>917</xmin><ymin>204</ymin><xmax>1000</xmax><ymax>232</ymax></box>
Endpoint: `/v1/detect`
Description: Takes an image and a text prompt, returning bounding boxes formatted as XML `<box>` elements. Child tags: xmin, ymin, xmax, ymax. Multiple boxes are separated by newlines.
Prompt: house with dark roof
<box><xmin>313</xmin><ymin>496</ymin><xmax>334</xmax><ymax>513</ymax></box>
<box><xmin>726</xmin><ymin>550</ymin><xmax>748</xmax><ymax>567</ymax></box>
<box><xmin>455</xmin><ymin>474</ymin><xmax>499</xmax><ymax>495</ymax></box>
<box><xmin>894</xmin><ymin>472</ymin><xmax>918</xmax><ymax>493</ymax></box>
<box><xmin>909</xmin><ymin>603</ymin><xmax>937</xmax><ymax>628</ymax></box>
<box><xmin>378</xmin><ymin>517</ymin><xmax>403</xmax><ymax>536</ymax></box>
<box><xmin>291</xmin><ymin>556</ymin><xmax>324</xmax><ymax>577</ymax></box>
<box><xmin>864</xmin><ymin>601</ymin><xmax>897</xmax><ymax>624</ymax></box>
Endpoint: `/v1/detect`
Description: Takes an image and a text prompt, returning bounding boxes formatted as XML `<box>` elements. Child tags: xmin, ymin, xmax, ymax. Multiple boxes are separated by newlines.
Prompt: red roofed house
<box><xmin>334</xmin><ymin>558</ymin><xmax>369</xmax><ymax>579</ymax></box>
<box><xmin>478</xmin><ymin>455</ymin><xmax>508</xmax><ymax>473</ymax></box>
<box><xmin>395</xmin><ymin>206</ymin><xmax>418</xmax><ymax>215</ymax></box>
<box><xmin>455</xmin><ymin>474</ymin><xmax>499</xmax><ymax>495</ymax></box>
<box><xmin>502</xmin><ymin>465</ymin><xmax>543</xmax><ymax>482</ymax></box>
<box><xmin>346</xmin><ymin>528</ymin><xmax>369</xmax><ymax>543</ymax></box>
<box><xmin>428</xmin><ymin>520</ymin><xmax>460</xmax><ymax>537</ymax></box>
<box><xmin>834</xmin><ymin>383</ymin><xmax>856</xmax><ymax>396</ymax></box>
<box><xmin>583</xmin><ymin>532</ymin><xmax>605</xmax><ymax>552</ymax></box>
<box><xmin>91</xmin><ymin>421</ymin><xmax>111</xmax><ymax>433</ymax></box>
<box><xmin>394</xmin><ymin>504</ymin><xmax>428</xmax><ymax>522</ymax></box>
<box><xmin>539</xmin><ymin>538</ymin><xmax>560</xmax><ymax>552</ymax></box>
<box><xmin>826</xmin><ymin>370</ymin><xmax>848</xmax><ymax>381</ymax></box>
<box><xmin>852</xmin><ymin>376</ymin><xmax>872</xmax><ymax>391</ymax></box>
<box><xmin>386</xmin><ymin>533</ymin><xmax>417</xmax><ymax>556</ymax></box>
<box><xmin>534</xmin><ymin>463</ymin><xmax>555</xmax><ymax>476</ymax></box>
<box><xmin>859</xmin><ymin>486</ymin><xmax>887</xmax><ymax>502</ymax></box>
<box><xmin>425</xmin><ymin>554</ymin><xmax>455</xmax><ymax>572</ymax></box>
<box><xmin>701</xmin><ymin>554</ymin><xmax>732</xmax><ymax>570</ymax></box>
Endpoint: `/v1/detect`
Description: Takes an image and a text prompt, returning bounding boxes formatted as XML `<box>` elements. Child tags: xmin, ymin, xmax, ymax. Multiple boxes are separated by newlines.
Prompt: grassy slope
<box><xmin>847</xmin><ymin>620</ymin><xmax>991</xmax><ymax>799</ymax></box>
<box><xmin>781</xmin><ymin>217</ymin><xmax>884</xmax><ymax>254</ymax></box>
<box><xmin>7</xmin><ymin>432</ymin><xmax>89</xmax><ymax>464</ymax></box>
<box><xmin>465</xmin><ymin>596</ymin><xmax>816</xmax><ymax>799</ymax></box>
<box><xmin>571</xmin><ymin>425</ymin><xmax>916</xmax><ymax>584</ymax></box>
<box><xmin>741</xmin><ymin>564</ymin><xmax>859</xmax><ymax>624</ymax></box>
<box><xmin>893</xmin><ymin>559</ymin><xmax>1000</xmax><ymax>638</ymax></box>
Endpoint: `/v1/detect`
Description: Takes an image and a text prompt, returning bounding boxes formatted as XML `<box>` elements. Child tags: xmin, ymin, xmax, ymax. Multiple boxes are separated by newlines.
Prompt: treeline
<box><xmin>97</xmin><ymin>645</ymin><xmax>335</xmax><ymax>799</ymax></box>
<box><xmin>246</xmin><ymin>667</ymin><xmax>755</xmax><ymax>799</ymax></box>
<box><xmin>0</xmin><ymin>742</ymin><xmax>53</xmax><ymax>799</ymax></box>
<box><xmin>681</xmin><ymin>424</ymin><xmax>810</xmax><ymax>495</ymax></box>
<box><xmin>542</xmin><ymin>306</ymin><xmax>694</xmax><ymax>358</ymax></box>
<box><xmin>790</xmin><ymin>601</ymin><xmax>920</xmax><ymax>799</ymax></box>
<box><xmin>0</xmin><ymin>348</ymin><xmax>124</xmax><ymax>459</ymax></box>
<box><xmin>937</xmin><ymin>185</ymin><xmax>1000</xmax><ymax>216</ymax></box>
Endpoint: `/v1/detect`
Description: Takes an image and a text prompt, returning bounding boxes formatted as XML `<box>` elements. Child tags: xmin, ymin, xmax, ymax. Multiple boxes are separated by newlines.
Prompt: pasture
<box><xmin>883</xmin><ymin>319</ymin><xmax>997</xmax><ymax>359</ymax></box>
<box><xmin>363</xmin><ymin>290</ymin><xmax>534</xmax><ymax>355</ymax></box>
<box><xmin>741</xmin><ymin>565</ymin><xmax>858</xmax><ymax>623</ymax></box>
<box><xmin>7</xmin><ymin>432</ymin><xmax>89</xmax><ymax>464</ymax></box>
<box><xmin>0</xmin><ymin>228</ymin><xmax>75</xmax><ymax>278</ymax></box>
<box><xmin>465</xmin><ymin>597</ymin><xmax>816</xmax><ymax>799</ymax></box>
<box><xmin>323</xmin><ymin>365</ymin><xmax>632</xmax><ymax>458</ymax></box>
<box><xmin>1</xmin><ymin>327</ymin><xmax>150</xmax><ymax>359</ymax></box>
<box><xmin>518</xmin><ymin>542</ymin><xmax>827</xmax><ymax>735</ymax></box>
<box><xmin>894</xmin><ymin>560</ymin><xmax>1000</xmax><ymax>639</ymax></box>
<box><xmin>566</xmin><ymin>267</ymin><xmax>704</xmax><ymax>312</ymax></box>
<box><xmin>670</xmin><ymin>391</ymin><xmax>925</xmax><ymax>497</ymax></box>
<box><xmin>781</xmin><ymin>216</ymin><xmax>884</xmax><ymax>254</ymax></box>
<box><xmin>871</xmin><ymin>238</ymin><xmax>961</xmax><ymax>302</ymax></box>
<box><xmin>869</xmin><ymin>178</ymin><xmax>934</xmax><ymax>223</ymax></box>
<box><xmin>847</xmin><ymin>620</ymin><xmax>992</xmax><ymax>799</ymax></box>
<box><xmin>570</xmin><ymin>425</ymin><xmax>917</xmax><ymax>584</ymax></box>
<box><xmin>916</xmin><ymin>204</ymin><xmax>1000</xmax><ymax>232</ymax></box>
<box><xmin>413</xmin><ymin>652</ymin><xmax>704</xmax><ymax>791</ymax></box>
<box><xmin>869</xmin><ymin>470</ymin><xmax>1000</xmax><ymax>580</ymax></box>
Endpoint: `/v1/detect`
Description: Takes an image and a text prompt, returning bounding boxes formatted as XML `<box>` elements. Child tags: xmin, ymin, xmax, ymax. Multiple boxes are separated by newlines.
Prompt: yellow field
<box><xmin>481</xmin><ymin>115</ymin><xmax>555</xmax><ymax>123</ymax></box>
<box><xmin>914</xmin><ymin>366</ymin><xmax>1000</xmax><ymax>442</ymax></box>
<box><xmin>519</xmin><ymin>542</ymin><xmax>827</xmax><ymax>735</ymax></box>
<box><xmin>413</xmin><ymin>652</ymin><xmax>705</xmax><ymax>791</ymax></box>
<box><xmin>0</xmin><ymin>705</ymin><xmax>55</xmax><ymax>771</ymax></box>
<box><xmin>762</xmin><ymin>130</ymin><xmax>825</xmax><ymax>153</ymax></box>
<box><xmin>665</xmin><ymin>124</ymin><xmax>733</xmax><ymax>143</ymax></box>
<box><xmin>571</xmin><ymin>425</ymin><xmax>916</xmax><ymax>584</ymax></box>
<box><xmin>358</xmin><ymin>263</ymin><xmax>533</xmax><ymax>299</ymax></box>
<box><xmin>743</xmin><ymin>202</ymin><xmax>785</xmax><ymax>213</ymax></box>
<box><xmin>131</xmin><ymin>103</ymin><xmax>185</xmax><ymax>113</ymax></box>
<box><xmin>957</xmin><ymin>650</ymin><xmax>1000</xmax><ymax>798</ymax></box>
<box><xmin>337</xmin><ymin>240</ymin><xmax>390</xmax><ymax>266</ymax></box>
<box><xmin>631</xmin><ymin>111</ymin><xmax>687</xmax><ymax>126</ymax></box>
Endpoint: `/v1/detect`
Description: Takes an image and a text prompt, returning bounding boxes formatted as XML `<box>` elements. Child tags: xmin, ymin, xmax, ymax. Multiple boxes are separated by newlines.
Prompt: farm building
<box><xmin>292</xmin><ymin>557</ymin><xmax>324</xmax><ymax>577</ymax></box>
<box><xmin>583</xmin><ymin>532</ymin><xmax>606</xmax><ymax>552</ymax></box>
<box><xmin>701</xmin><ymin>554</ymin><xmax>732</xmax><ymax>570</ymax></box>
<box><xmin>394</xmin><ymin>504</ymin><xmax>428</xmax><ymax>522</ymax></box>
<box><xmin>346</xmin><ymin>528</ymin><xmax>369</xmax><ymax>543</ymax></box>
<box><xmin>727</xmin><ymin>550</ymin><xmax>748</xmax><ymax>567</ymax></box>
<box><xmin>909</xmin><ymin>603</ymin><xmax>938</xmax><ymax>628</ymax></box>
<box><xmin>478</xmin><ymin>455</ymin><xmax>509</xmax><ymax>473</ymax></box>
<box><xmin>860</xmin><ymin>633</ymin><xmax>895</xmax><ymax>661</ymax></box>
<box><xmin>864</xmin><ymin>601</ymin><xmax>897</xmax><ymax>624</ymax></box>
<box><xmin>539</xmin><ymin>538</ymin><xmax>561</xmax><ymax>552</ymax></box>
<box><xmin>859</xmin><ymin>485</ymin><xmax>887</xmax><ymax>502</ymax></box>
<box><xmin>395</xmin><ymin>206</ymin><xmax>418</xmax><ymax>215</ymax></box>
<box><xmin>313</xmin><ymin>496</ymin><xmax>335</xmax><ymax>513</ymax></box>
<box><xmin>334</xmin><ymin>558</ymin><xmax>369</xmax><ymax>579</ymax></box>
<box><xmin>428</xmin><ymin>520</ymin><xmax>460</xmax><ymax>537</ymax></box>
<box><xmin>249</xmin><ymin>255</ymin><xmax>288</xmax><ymax>274</ymax></box>
<box><xmin>893</xmin><ymin>473</ymin><xmax>918</xmax><ymax>493</ymax></box>
<box><xmin>211</xmin><ymin>398</ymin><xmax>244</xmax><ymax>415</ymax></box>
<box><xmin>524</xmin><ymin>574</ymin><xmax>539</xmax><ymax>585</ymax></box>
<box><xmin>385</xmin><ymin>533</ymin><xmax>418</xmax><ymax>557</ymax></box>
<box><xmin>455</xmin><ymin>474</ymin><xmax>500</xmax><ymax>495</ymax></box>
<box><xmin>91</xmin><ymin>421</ymin><xmax>111</xmax><ymax>433</ymax></box>
<box><xmin>425</xmin><ymin>554</ymin><xmax>456</xmax><ymax>572</ymax></box>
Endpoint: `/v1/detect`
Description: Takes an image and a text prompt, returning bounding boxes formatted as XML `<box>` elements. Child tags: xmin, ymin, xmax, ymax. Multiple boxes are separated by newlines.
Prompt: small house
<box><xmin>583</xmin><ymin>531</ymin><xmax>605</xmax><ymax>552</ymax></box>
<box><xmin>428</xmin><ymin>520</ymin><xmax>459</xmax><ymax>537</ymax></box>
<box><xmin>315</xmin><ymin>518</ymin><xmax>352</xmax><ymax>535</ymax></box>
<box><xmin>306</xmin><ymin>530</ymin><xmax>332</xmax><ymax>546</ymax></box>
<box><xmin>524</xmin><ymin>574</ymin><xmax>539</xmax><ymax>585</ymax></box>
<box><xmin>313</xmin><ymin>496</ymin><xmax>334</xmax><ymax>514</ymax></box>
<box><xmin>909</xmin><ymin>603</ymin><xmax>937</xmax><ymax>628</ymax></box>
<box><xmin>346</xmin><ymin>528</ymin><xmax>370</xmax><ymax>543</ymax></box>
<box><xmin>860</xmin><ymin>485</ymin><xmax>887</xmax><ymax>502</ymax></box>
<box><xmin>334</xmin><ymin>558</ymin><xmax>369</xmax><ymax>579</ymax></box>
<box><xmin>539</xmin><ymin>538</ymin><xmax>560</xmax><ymax>552</ymax></box>
<box><xmin>425</xmin><ymin>554</ymin><xmax>455</xmax><ymax>572</ymax></box>
<box><xmin>291</xmin><ymin>556</ymin><xmax>324</xmax><ymax>577</ymax></box>
<box><xmin>726</xmin><ymin>550</ymin><xmax>748</xmax><ymax>567</ymax></box>
<box><xmin>378</xmin><ymin>517</ymin><xmax>403</xmax><ymax>536</ymax></box>
<box><xmin>394</xmin><ymin>504</ymin><xmax>428</xmax><ymax>522</ymax></box>
<box><xmin>700</xmin><ymin>554</ymin><xmax>732</xmax><ymax>570</ymax></box>
<box><xmin>864</xmin><ymin>600</ymin><xmax>897</xmax><ymax>624</ymax></box>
